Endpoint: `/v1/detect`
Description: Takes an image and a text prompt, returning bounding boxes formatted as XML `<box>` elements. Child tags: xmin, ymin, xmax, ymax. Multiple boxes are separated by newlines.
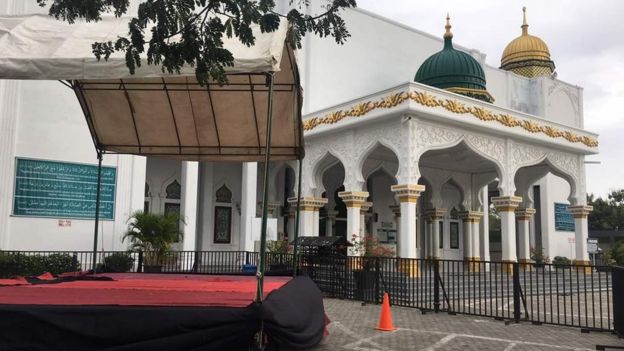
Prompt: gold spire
<box><xmin>444</xmin><ymin>13</ymin><xmax>453</xmax><ymax>39</ymax></box>
<box><xmin>521</xmin><ymin>6</ymin><xmax>528</xmax><ymax>35</ymax></box>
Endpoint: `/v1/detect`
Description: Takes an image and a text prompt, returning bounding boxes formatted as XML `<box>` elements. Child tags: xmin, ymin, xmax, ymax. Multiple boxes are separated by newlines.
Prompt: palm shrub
<box><xmin>123</xmin><ymin>211</ymin><xmax>184</xmax><ymax>266</ymax></box>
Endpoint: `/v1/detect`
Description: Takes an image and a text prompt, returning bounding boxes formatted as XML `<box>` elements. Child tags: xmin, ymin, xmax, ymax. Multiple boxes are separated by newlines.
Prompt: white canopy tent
<box><xmin>0</xmin><ymin>14</ymin><xmax>304</xmax><ymax>161</ymax></box>
<box><xmin>0</xmin><ymin>14</ymin><xmax>305</xmax><ymax>298</ymax></box>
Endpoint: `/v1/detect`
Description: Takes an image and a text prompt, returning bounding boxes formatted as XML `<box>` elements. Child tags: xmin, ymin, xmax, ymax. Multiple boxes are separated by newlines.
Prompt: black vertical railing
<box><xmin>0</xmin><ymin>250</ymin><xmax>616</xmax><ymax>332</ymax></box>
<box><xmin>612</xmin><ymin>266</ymin><xmax>624</xmax><ymax>337</ymax></box>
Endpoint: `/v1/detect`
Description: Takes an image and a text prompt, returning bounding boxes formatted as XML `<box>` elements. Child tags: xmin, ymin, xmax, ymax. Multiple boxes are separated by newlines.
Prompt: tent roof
<box><xmin>0</xmin><ymin>15</ymin><xmax>303</xmax><ymax>161</ymax></box>
<box><xmin>0</xmin><ymin>14</ymin><xmax>288</xmax><ymax>80</ymax></box>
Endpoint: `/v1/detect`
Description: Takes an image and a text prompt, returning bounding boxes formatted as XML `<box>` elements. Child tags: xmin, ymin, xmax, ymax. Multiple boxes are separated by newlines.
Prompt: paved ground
<box><xmin>314</xmin><ymin>298</ymin><xmax>624</xmax><ymax>351</ymax></box>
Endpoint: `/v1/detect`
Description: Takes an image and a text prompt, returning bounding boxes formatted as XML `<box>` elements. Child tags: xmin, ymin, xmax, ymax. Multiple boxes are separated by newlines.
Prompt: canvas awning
<box><xmin>0</xmin><ymin>14</ymin><xmax>303</xmax><ymax>161</ymax></box>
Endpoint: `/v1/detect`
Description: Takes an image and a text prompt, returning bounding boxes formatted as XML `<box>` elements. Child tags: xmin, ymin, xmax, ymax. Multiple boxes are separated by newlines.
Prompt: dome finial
<box><xmin>444</xmin><ymin>13</ymin><xmax>453</xmax><ymax>39</ymax></box>
<box><xmin>521</xmin><ymin>6</ymin><xmax>529</xmax><ymax>35</ymax></box>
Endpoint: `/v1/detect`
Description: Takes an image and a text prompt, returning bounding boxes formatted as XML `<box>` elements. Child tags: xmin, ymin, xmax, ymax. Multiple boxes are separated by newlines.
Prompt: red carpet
<box><xmin>0</xmin><ymin>273</ymin><xmax>290</xmax><ymax>307</ymax></box>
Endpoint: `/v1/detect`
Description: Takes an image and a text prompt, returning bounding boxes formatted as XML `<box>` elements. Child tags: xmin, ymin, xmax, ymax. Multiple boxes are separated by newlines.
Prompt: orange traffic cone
<box><xmin>376</xmin><ymin>292</ymin><xmax>396</xmax><ymax>331</ymax></box>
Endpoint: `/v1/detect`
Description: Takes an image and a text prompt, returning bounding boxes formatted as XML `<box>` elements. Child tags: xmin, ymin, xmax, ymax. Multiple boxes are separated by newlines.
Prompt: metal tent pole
<box><xmin>92</xmin><ymin>150</ymin><xmax>103</xmax><ymax>273</ymax></box>
<box><xmin>256</xmin><ymin>73</ymin><xmax>275</xmax><ymax>303</ymax></box>
<box><xmin>292</xmin><ymin>158</ymin><xmax>303</xmax><ymax>277</ymax></box>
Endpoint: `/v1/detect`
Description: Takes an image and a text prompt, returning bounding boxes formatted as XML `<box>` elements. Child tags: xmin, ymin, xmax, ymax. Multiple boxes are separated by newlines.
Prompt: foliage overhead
<box><xmin>587</xmin><ymin>189</ymin><xmax>624</xmax><ymax>231</ymax></box>
<box><xmin>36</xmin><ymin>0</ymin><xmax>357</xmax><ymax>84</ymax></box>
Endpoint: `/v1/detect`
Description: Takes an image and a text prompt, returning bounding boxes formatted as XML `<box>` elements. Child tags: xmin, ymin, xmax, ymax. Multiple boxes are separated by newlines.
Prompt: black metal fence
<box><xmin>0</xmin><ymin>250</ymin><xmax>619</xmax><ymax>333</ymax></box>
<box><xmin>302</xmin><ymin>256</ymin><xmax>615</xmax><ymax>332</ymax></box>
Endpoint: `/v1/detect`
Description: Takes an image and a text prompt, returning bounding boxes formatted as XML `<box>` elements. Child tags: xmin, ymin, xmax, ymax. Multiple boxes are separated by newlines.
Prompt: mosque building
<box><xmin>0</xmin><ymin>2</ymin><xmax>598</xmax><ymax>271</ymax></box>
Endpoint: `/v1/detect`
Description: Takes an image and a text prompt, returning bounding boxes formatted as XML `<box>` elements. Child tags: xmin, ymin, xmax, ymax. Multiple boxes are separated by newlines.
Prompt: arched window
<box><xmin>214</xmin><ymin>185</ymin><xmax>232</xmax><ymax>244</ymax></box>
<box><xmin>165</xmin><ymin>180</ymin><xmax>181</xmax><ymax>199</ymax></box>
<box><xmin>216</xmin><ymin>184</ymin><xmax>232</xmax><ymax>203</ymax></box>
<box><xmin>144</xmin><ymin>182</ymin><xmax>150</xmax><ymax>213</ymax></box>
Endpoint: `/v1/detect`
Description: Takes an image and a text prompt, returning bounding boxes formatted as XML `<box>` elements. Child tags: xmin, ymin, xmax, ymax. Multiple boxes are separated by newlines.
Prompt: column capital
<box><xmin>458</xmin><ymin>210</ymin><xmax>483</xmax><ymax>223</ymax></box>
<box><xmin>423</xmin><ymin>208</ymin><xmax>447</xmax><ymax>220</ymax></box>
<box><xmin>389</xmin><ymin>205</ymin><xmax>401</xmax><ymax>217</ymax></box>
<box><xmin>259</xmin><ymin>201</ymin><xmax>281</xmax><ymax>216</ymax></box>
<box><xmin>567</xmin><ymin>205</ymin><xmax>593</xmax><ymax>218</ymax></box>
<box><xmin>338</xmin><ymin>191</ymin><xmax>369</xmax><ymax>208</ymax></box>
<box><xmin>515</xmin><ymin>207</ymin><xmax>536</xmax><ymax>220</ymax></box>
<box><xmin>360</xmin><ymin>201</ymin><xmax>373</xmax><ymax>212</ymax></box>
<box><xmin>491</xmin><ymin>196</ymin><xmax>522</xmax><ymax>212</ymax></box>
<box><xmin>287</xmin><ymin>196</ymin><xmax>328</xmax><ymax>211</ymax></box>
<box><xmin>391</xmin><ymin>184</ymin><xmax>426</xmax><ymax>203</ymax></box>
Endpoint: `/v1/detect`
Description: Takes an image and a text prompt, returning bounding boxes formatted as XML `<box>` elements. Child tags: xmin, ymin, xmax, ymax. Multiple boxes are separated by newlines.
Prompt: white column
<box><xmin>391</xmin><ymin>184</ymin><xmax>425</xmax><ymax>260</ymax></box>
<box><xmin>286</xmin><ymin>208</ymin><xmax>295</xmax><ymax>242</ymax></box>
<box><xmin>516</xmin><ymin>208</ymin><xmax>536</xmax><ymax>270</ymax></box>
<box><xmin>568</xmin><ymin>205</ymin><xmax>593</xmax><ymax>271</ymax></box>
<box><xmin>287</xmin><ymin>197</ymin><xmax>327</xmax><ymax>237</ymax></box>
<box><xmin>240</xmin><ymin>162</ymin><xmax>257</xmax><ymax>251</ymax></box>
<box><xmin>360</xmin><ymin>202</ymin><xmax>373</xmax><ymax>237</ymax></box>
<box><xmin>325</xmin><ymin>210</ymin><xmax>337</xmax><ymax>237</ymax></box>
<box><xmin>313</xmin><ymin>209</ymin><xmax>320</xmax><ymax>236</ymax></box>
<box><xmin>480</xmin><ymin>186</ymin><xmax>490</xmax><ymax>262</ymax></box>
<box><xmin>492</xmin><ymin>196</ymin><xmax>522</xmax><ymax>273</ymax></box>
<box><xmin>461</xmin><ymin>217</ymin><xmax>472</xmax><ymax>260</ymax></box>
<box><xmin>424</xmin><ymin>208</ymin><xmax>446</xmax><ymax>259</ymax></box>
<box><xmin>180</xmin><ymin>161</ymin><xmax>199</xmax><ymax>251</ymax></box>
<box><xmin>339</xmin><ymin>191</ymin><xmax>368</xmax><ymax>255</ymax></box>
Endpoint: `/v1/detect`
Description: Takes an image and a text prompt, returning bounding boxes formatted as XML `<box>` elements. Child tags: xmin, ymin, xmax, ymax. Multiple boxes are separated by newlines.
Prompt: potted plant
<box><xmin>123</xmin><ymin>211</ymin><xmax>183</xmax><ymax>273</ymax></box>
<box><xmin>266</xmin><ymin>239</ymin><xmax>292</xmax><ymax>271</ymax></box>
<box><xmin>530</xmin><ymin>247</ymin><xmax>549</xmax><ymax>268</ymax></box>
<box><xmin>350</xmin><ymin>234</ymin><xmax>395</xmax><ymax>301</ymax></box>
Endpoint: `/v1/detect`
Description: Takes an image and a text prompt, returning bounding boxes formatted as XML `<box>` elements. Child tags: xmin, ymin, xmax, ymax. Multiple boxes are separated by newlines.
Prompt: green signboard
<box><xmin>13</xmin><ymin>158</ymin><xmax>116</xmax><ymax>220</ymax></box>
<box><xmin>554</xmin><ymin>202</ymin><xmax>575</xmax><ymax>232</ymax></box>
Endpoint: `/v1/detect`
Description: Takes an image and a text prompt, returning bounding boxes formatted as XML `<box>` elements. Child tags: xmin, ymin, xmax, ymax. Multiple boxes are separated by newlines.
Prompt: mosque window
<box><xmin>439</xmin><ymin>221</ymin><xmax>444</xmax><ymax>249</ymax></box>
<box><xmin>450</xmin><ymin>222</ymin><xmax>459</xmax><ymax>249</ymax></box>
<box><xmin>214</xmin><ymin>206</ymin><xmax>232</xmax><ymax>244</ymax></box>
<box><xmin>216</xmin><ymin>184</ymin><xmax>232</xmax><ymax>203</ymax></box>
<box><xmin>165</xmin><ymin>180</ymin><xmax>181</xmax><ymax>199</ymax></box>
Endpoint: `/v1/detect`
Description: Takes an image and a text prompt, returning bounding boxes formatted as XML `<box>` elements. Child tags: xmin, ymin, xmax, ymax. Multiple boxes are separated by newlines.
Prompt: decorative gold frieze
<box><xmin>303</xmin><ymin>89</ymin><xmax>599</xmax><ymax>148</ymax></box>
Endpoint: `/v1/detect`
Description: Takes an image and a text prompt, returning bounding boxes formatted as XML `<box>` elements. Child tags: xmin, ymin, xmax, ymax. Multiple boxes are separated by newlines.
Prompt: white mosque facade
<box><xmin>0</xmin><ymin>1</ymin><xmax>598</xmax><ymax>268</ymax></box>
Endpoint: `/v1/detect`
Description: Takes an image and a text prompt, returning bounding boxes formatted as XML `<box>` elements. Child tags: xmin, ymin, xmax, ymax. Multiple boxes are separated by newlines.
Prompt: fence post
<box><xmin>613</xmin><ymin>266</ymin><xmax>624</xmax><ymax>337</ymax></box>
<box><xmin>137</xmin><ymin>251</ymin><xmax>143</xmax><ymax>273</ymax></box>
<box><xmin>375</xmin><ymin>257</ymin><xmax>381</xmax><ymax>304</ymax></box>
<box><xmin>193</xmin><ymin>251</ymin><xmax>199</xmax><ymax>273</ymax></box>
<box><xmin>513</xmin><ymin>262</ymin><xmax>521</xmax><ymax>323</ymax></box>
<box><xmin>71</xmin><ymin>253</ymin><xmax>78</xmax><ymax>272</ymax></box>
<box><xmin>433</xmin><ymin>259</ymin><xmax>440</xmax><ymax>313</ymax></box>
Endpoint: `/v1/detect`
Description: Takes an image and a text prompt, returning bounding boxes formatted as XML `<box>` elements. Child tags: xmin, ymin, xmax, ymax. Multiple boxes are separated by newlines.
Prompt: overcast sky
<box><xmin>355</xmin><ymin>0</ymin><xmax>624</xmax><ymax>198</ymax></box>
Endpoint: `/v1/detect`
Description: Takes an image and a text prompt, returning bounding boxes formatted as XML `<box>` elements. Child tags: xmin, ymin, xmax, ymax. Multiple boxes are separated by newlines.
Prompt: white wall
<box><xmin>5</xmin><ymin>79</ymin><xmax>146</xmax><ymax>251</ymax></box>
<box><xmin>199</xmin><ymin>162</ymin><xmax>243</xmax><ymax>251</ymax></box>
<box><xmin>538</xmin><ymin>174</ymin><xmax>576</xmax><ymax>260</ymax></box>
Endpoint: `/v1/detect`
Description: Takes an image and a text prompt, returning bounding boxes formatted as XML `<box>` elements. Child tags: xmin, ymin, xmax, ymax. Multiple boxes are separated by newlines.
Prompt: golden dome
<box><xmin>500</xmin><ymin>7</ymin><xmax>555</xmax><ymax>78</ymax></box>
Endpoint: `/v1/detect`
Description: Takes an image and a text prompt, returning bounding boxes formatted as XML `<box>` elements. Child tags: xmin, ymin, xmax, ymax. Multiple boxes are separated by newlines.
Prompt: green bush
<box><xmin>552</xmin><ymin>256</ymin><xmax>571</xmax><ymax>267</ymax></box>
<box><xmin>609</xmin><ymin>241</ymin><xmax>624</xmax><ymax>266</ymax></box>
<box><xmin>0</xmin><ymin>252</ymin><xmax>79</xmax><ymax>278</ymax></box>
<box><xmin>97</xmin><ymin>252</ymin><xmax>134</xmax><ymax>273</ymax></box>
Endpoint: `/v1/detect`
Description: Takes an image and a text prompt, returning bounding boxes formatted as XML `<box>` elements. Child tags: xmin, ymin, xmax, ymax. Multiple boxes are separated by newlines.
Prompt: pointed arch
<box><xmin>357</xmin><ymin>140</ymin><xmax>401</xmax><ymax>183</ymax></box>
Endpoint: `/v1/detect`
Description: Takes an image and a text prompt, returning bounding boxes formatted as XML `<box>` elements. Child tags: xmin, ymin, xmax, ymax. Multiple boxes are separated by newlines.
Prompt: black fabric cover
<box><xmin>261</xmin><ymin>275</ymin><xmax>326</xmax><ymax>349</ymax></box>
<box><xmin>0</xmin><ymin>276</ymin><xmax>324</xmax><ymax>351</ymax></box>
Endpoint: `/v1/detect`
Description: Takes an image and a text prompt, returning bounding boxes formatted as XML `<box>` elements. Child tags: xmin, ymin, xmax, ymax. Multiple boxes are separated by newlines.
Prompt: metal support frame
<box><xmin>256</xmin><ymin>72</ymin><xmax>275</xmax><ymax>303</ymax></box>
<box><xmin>292</xmin><ymin>159</ymin><xmax>303</xmax><ymax>277</ymax></box>
<box><xmin>92</xmin><ymin>150</ymin><xmax>103</xmax><ymax>273</ymax></box>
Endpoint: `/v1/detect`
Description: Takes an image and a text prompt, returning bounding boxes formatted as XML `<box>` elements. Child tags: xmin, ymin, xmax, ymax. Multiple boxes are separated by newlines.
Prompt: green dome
<box><xmin>415</xmin><ymin>17</ymin><xmax>493</xmax><ymax>103</ymax></box>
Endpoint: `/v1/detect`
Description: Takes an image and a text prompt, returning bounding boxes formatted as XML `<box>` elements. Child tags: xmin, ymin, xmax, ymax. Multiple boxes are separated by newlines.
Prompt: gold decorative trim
<box><xmin>303</xmin><ymin>90</ymin><xmax>599</xmax><ymax>148</ymax></box>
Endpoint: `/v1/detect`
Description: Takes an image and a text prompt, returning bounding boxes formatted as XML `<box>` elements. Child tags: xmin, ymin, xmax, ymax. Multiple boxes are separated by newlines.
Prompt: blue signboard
<box><xmin>13</xmin><ymin>158</ymin><xmax>116</xmax><ymax>220</ymax></box>
<box><xmin>554</xmin><ymin>202</ymin><xmax>575</xmax><ymax>232</ymax></box>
